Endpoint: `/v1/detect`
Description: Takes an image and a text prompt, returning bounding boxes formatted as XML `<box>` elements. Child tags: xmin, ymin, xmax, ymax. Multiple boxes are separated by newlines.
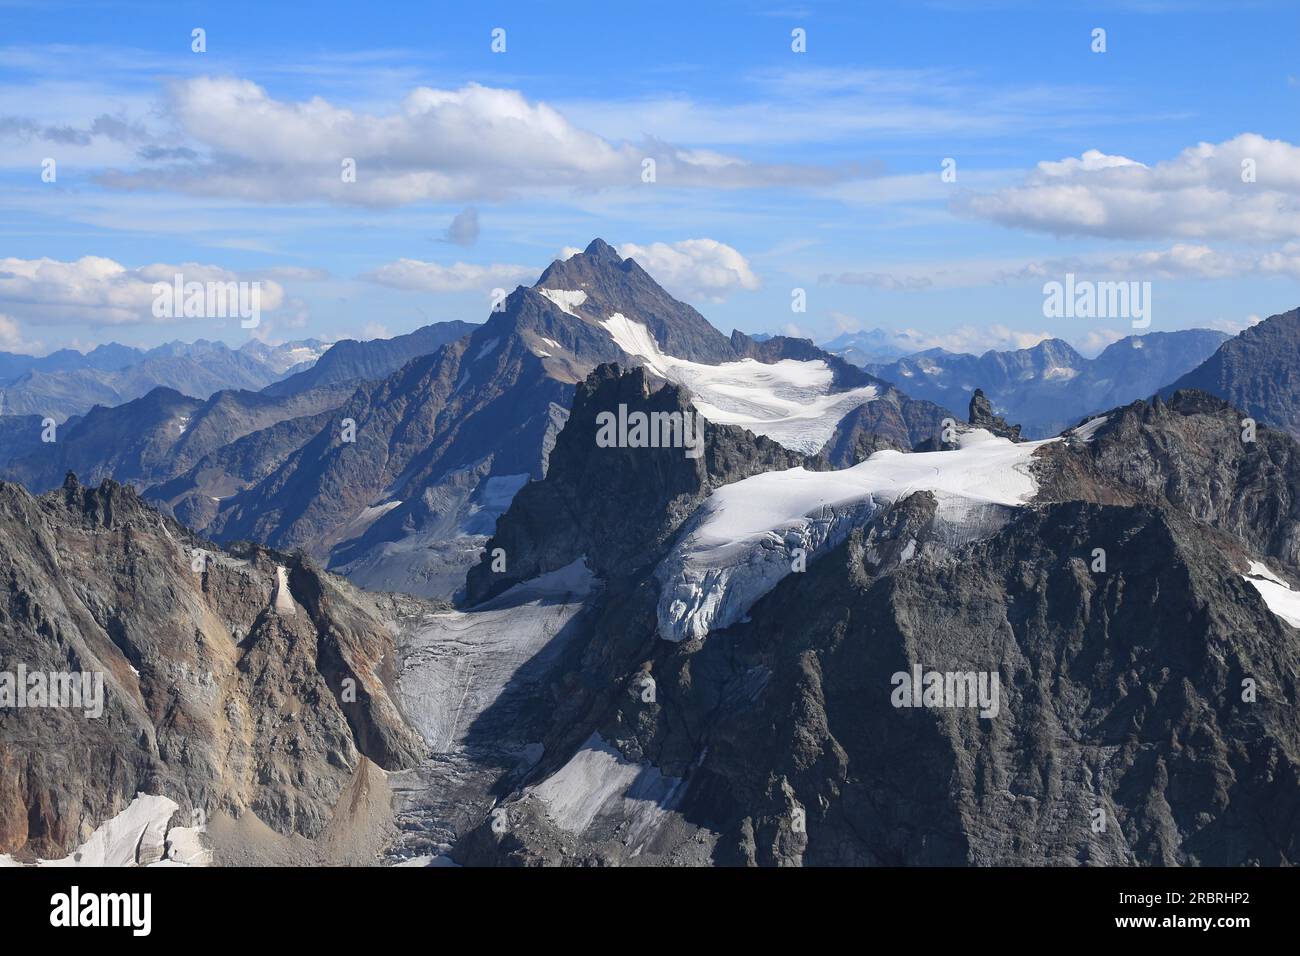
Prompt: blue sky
<box><xmin>1</xmin><ymin>0</ymin><xmax>1298</xmax><ymax>355</ymax></box>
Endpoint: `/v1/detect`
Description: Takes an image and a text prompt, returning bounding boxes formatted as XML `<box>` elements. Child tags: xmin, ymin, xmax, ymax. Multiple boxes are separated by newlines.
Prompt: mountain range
<box><xmin>3</xmin><ymin>244</ymin><xmax>1299</xmax><ymax>868</ymax></box>
<box><xmin>842</xmin><ymin>330</ymin><xmax>1228</xmax><ymax>438</ymax></box>
<box><xmin>192</xmin><ymin>239</ymin><xmax>950</xmax><ymax>600</ymax></box>
<box><xmin>0</xmin><ymin>338</ymin><xmax>329</xmax><ymax>422</ymax></box>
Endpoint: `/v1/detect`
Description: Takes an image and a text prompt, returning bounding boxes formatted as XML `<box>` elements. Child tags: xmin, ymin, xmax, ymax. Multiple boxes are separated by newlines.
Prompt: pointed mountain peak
<box><xmin>526</xmin><ymin>237</ymin><xmax>737</xmax><ymax>363</ymax></box>
<box><xmin>582</xmin><ymin>237</ymin><xmax>622</xmax><ymax>262</ymax></box>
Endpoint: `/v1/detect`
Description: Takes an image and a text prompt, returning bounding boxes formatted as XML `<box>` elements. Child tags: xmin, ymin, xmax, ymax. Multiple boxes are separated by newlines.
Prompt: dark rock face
<box><xmin>449</xmin><ymin>378</ymin><xmax>1300</xmax><ymax>867</ymax></box>
<box><xmin>1038</xmin><ymin>389</ymin><xmax>1300</xmax><ymax>574</ymax></box>
<box><xmin>1163</xmin><ymin>307</ymin><xmax>1300</xmax><ymax>437</ymax></box>
<box><xmin>464</xmin><ymin>364</ymin><xmax>805</xmax><ymax>605</ymax></box>
<box><xmin>969</xmin><ymin>387</ymin><xmax>1023</xmax><ymax>441</ymax></box>
<box><xmin>0</xmin><ymin>475</ymin><xmax>426</xmax><ymax>862</ymax></box>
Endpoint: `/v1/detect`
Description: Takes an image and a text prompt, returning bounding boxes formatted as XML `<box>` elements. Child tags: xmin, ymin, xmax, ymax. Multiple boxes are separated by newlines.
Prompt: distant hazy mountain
<box><xmin>856</xmin><ymin>330</ymin><xmax>1227</xmax><ymax>438</ymax></box>
<box><xmin>3</xmin><ymin>381</ymin><xmax>352</xmax><ymax>494</ymax></box>
<box><xmin>0</xmin><ymin>338</ymin><xmax>329</xmax><ymax>421</ymax></box>
<box><xmin>1161</xmin><ymin>307</ymin><xmax>1300</xmax><ymax>437</ymax></box>
<box><xmin>822</xmin><ymin>329</ymin><xmax>928</xmax><ymax>366</ymax></box>
<box><xmin>263</xmin><ymin>321</ymin><xmax>476</xmax><ymax>397</ymax></box>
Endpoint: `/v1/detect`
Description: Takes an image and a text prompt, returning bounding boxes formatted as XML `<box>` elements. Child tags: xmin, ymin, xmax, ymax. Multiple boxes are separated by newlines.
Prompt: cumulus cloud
<box><xmin>0</xmin><ymin>256</ymin><xmax>285</xmax><ymax>326</ymax></box>
<box><xmin>359</xmin><ymin>259</ymin><xmax>534</xmax><ymax>293</ymax></box>
<box><xmin>93</xmin><ymin>77</ymin><xmax>843</xmax><ymax>206</ymax></box>
<box><xmin>617</xmin><ymin>239</ymin><xmax>760</xmax><ymax>302</ymax></box>
<box><xmin>954</xmin><ymin>134</ymin><xmax>1300</xmax><ymax>241</ymax></box>
<box><xmin>0</xmin><ymin>314</ymin><xmax>43</xmax><ymax>353</ymax></box>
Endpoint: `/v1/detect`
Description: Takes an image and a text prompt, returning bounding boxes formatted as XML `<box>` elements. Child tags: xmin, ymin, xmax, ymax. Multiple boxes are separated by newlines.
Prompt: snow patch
<box><xmin>0</xmin><ymin>794</ymin><xmax>207</xmax><ymax>867</ymax></box>
<box><xmin>1070</xmin><ymin>415</ymin><xmax>1110</xmax><ymax>442</ymax></box>
<box><xmin>538</xmin><ymin>288</ymin><xmax>588</xmax><ymax>317</ymax></box>
<box><xmin>274</xmin><ymin>565</ymin><xmax>297</xmax><ymax>616</ymax></box>
<box><xmin>1244</xmin><ymin>561</ymin><xmax>1300</xmax><ymax>628</ymax></box>
<box><xmin>528</xmin><ymin>732</ymin><xmax>683</xmax><ymax>847</ymax></box>
<box><xmin>601</xmin><ymin>314</ymin><xmax>878</xmax><ymax>454</ymax></box>
<box><xmin>460</xmin><ymin>474</ymin><xmax>529</xmax><ymax>537</ymax></box>
<box><xmin>656</xmin><ymin>429</ymin><xmax>1054</xmax><ymax>641</ymax></box>
<box><xmin>474</xmin><ymin>337</ymin><xmax>500</xmax><ymax>362</ymax></box>
<box><xmin>1043</xmin><ymin>366</ymin><xmax>1079</xmax><ymax>382</ymax></box>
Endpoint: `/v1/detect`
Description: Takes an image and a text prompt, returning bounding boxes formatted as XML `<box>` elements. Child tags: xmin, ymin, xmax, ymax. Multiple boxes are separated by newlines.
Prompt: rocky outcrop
<box><xmin>1037</xmin><ymin>389</ymin><xmax>1300</xmax><ymax>574</ymax></box>
<box><xmin>0</xmin><ymin>474</ymin><xmax>426</xmax><ymax>862</ymax></box>
<box><xmin>464</xmin><ymin>364</ymin><xmax>805</xmax><ymax>605</ymax></box>
<box><xmin>969</xmin><ymin>387</ymin><xmax>1023</xmax><ymax>441</ymax></box>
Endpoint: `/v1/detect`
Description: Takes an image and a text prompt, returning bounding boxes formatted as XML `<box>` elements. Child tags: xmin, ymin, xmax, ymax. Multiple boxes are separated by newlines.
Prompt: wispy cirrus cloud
<box><xmin>359</xmin><ymin>259</ymin><xmax>534</xmax><ymax>293</ymax></box>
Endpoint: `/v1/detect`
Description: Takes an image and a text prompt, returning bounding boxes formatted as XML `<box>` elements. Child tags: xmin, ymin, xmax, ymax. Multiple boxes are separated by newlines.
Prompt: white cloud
<box><xmin>617</xmin><ymin>239</ymin><xmax>760</xmax><ymax>302</ymax></box>
<box><xmin>1207</xmin><ymin>313</ymin><xmax>1263</xmax><ymax>335</ymax></box>
<box><xmin>0</xmin><ymin>313</ymin><xmax>43</xmax><ymax>353</ymax></box>
<box><xmin>955</xmin><ymin>134</ymin><xmax>1300</xmax><ymax>240</ymax></box>
<box><xmin>0</xmin><ymin>256</ymin><xmax>284</xmax><ymax>326</ymax></box>
<box><xmin>359</xmin><ymin>259</ymin><xmax>534</xmax><ymax>293</ymax></box>
<box><xmin>91</xmin><ymin>76</ymin><xmax>842</xmax><ymax>206</ymax></box>
<box><xmin>1005</xmin><ymin>242</ymin><xmax>1300</xmax><ymax>282</ymax></box>
<box><xmin>1070</xmin><ymin>328</ymin><xmax>1130</xmax><ymax>356</ymax></box>
<box><xmin>911</xmin><ymin>323</ymin><xmax>1057</xmax><ymax>354</ymax></box>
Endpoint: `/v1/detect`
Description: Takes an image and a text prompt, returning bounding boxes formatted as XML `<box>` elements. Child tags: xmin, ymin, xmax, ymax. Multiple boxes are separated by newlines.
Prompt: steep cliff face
<box><xmin>1037</xmin><ymin>390</ymin><xmax>1300</xmax><ymax>574</ymax></box>
<box><xmin>0</xmin><ymin>474</ymin><xmax>426</xmax><ymax>863</ymax></box>
<box><xmin>449</xmin><ymin>378</ymin><xmax>1300</xmax><ymax>867</ymax></box>
<box><xmin>1163</xmin><ymin>307</ymin><xmax>1300</xmax><ymax>437</ymax></box>
<box><xmin>463</xmin><ymin>363</ymin><xmax>806</xmax><ymax>605</ymax></box>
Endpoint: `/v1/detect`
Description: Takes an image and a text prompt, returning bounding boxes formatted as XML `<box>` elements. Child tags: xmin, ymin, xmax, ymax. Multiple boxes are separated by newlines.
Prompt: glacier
<box><xmin>655</xmin><ymin>429</ymin><xmax>1055</xmax><ymax>642</ymax></box>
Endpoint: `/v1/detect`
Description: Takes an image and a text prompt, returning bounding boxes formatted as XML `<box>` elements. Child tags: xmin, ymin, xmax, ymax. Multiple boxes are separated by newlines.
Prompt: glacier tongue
<box><xmin>655</xmin><ymin>430</ymin><xmax>1054</xmax><ymax>642</ymax></box>
<box><xmin>657</xmin><ymin>488</ymin><xmax>880</xmax><ymax>643</ymax></box>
